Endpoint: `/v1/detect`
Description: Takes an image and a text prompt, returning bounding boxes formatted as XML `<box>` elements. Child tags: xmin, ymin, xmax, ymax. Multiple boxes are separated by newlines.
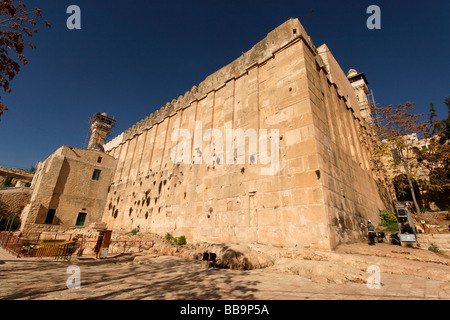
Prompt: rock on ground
<box><xmin>115</xmin><ymin>231</ymin><xmax>450</xmax><ymax>285</ymax></box>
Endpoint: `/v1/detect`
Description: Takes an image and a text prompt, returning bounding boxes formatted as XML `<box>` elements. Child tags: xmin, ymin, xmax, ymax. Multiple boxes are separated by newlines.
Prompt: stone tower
<box><xmin>88</xmin><ymin>112</ymin><xmax>116</xmax><ymax>152</ymax></box>
<box><xmin>347</xmin><ymin>69</ymin><xmax>371</xmax><ymax>123</ymax></box>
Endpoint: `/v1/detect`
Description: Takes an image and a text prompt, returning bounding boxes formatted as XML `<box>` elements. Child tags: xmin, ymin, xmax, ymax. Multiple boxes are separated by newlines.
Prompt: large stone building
<box><xmin>19</xmin><ymin>113</ymin><xmax>117</xmax><ymax>233</ymax></box>
<box><xmin>99</xmin><ymin>18</ymin><xmax>387</xmax><ymax>249</ymax></box>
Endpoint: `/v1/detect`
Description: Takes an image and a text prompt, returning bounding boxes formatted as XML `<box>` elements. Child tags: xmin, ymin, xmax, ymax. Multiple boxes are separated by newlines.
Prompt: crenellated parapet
<box><xmin>110</xmin><ymin>17</ymin><xmax>368</xmax><ymax>155</ymax></box>
<box><xmin>104</xmin><ymin>132</ymin><xmax>124</xmax><ymax>153</ymax></box>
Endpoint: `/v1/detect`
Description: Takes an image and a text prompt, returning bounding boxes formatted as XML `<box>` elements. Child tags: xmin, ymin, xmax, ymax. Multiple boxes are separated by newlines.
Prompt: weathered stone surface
<box><xmin>100</xmin><ymin>18</ymin><xmax>387</xmax><ymax>250</ymax></box>
<box><xmin>0</xmin><ymin>187</ymin><xmax>32</xmax><ymax>218</ymax></box>
<box><xmin>20</xmin><ymin>146</ymin><xmax>117</xmax><ymax>233</ymax></box>
<box><xmin>17</xmin><ymin>18</ymin><xmax>388</xmax><ymax>252</ymax></box>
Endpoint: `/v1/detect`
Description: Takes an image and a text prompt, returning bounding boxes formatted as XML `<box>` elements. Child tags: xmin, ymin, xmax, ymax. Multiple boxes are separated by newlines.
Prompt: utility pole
<box><xmin>1</xmin><ymin>217</ymin><xmax>11</xmax><ymax>247</ymax></box>
<box><xmin>7</xmin><ymin>215</ymin><xmax>14</xmax><ymax>232</ymax></box>
<box><xmin>370</xmin><ymin>90</ymin><xmax>378</xmax><ymax>109</ymax></box>
<box><xmin>304</xmin><ymin>9</ymin><xmax>314</xmax><ymax>27</ymax></box>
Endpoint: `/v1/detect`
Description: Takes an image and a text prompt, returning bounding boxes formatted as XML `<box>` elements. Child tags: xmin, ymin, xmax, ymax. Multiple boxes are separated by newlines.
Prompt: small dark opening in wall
<box><xmin>97</xmin><ymin>157</ymin><xmax>102</xmax><ymax>164</ymax></box>
<box><xmin>315</xmin><ymin>170</ymin><xmax>321</xmax><ymax>179</ymax></box>
<box><xmin>75</xmin><ymin>212</ymin><xmax>87</xmax><ymax>226</ymax></box>
<box><xmin>45</xmin><ymin>209</ymin><xmax>56</xmax><ymax>224</ymax></box>
<box><xmin>92</xmin><ymin>169</ymin><xmax>101</xmax><ymax>181</ymax></box>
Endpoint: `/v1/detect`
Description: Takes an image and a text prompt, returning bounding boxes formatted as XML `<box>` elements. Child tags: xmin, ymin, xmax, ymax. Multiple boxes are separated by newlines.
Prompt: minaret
<box><xmin>87</xmin><ymin>112</ymin><xmax>116</xmax><ymax>152</ymax></box>
<box><xmin>347</xmin><ymin>69</ymin><xmax>372</xmax><ymax>123</ymax></box>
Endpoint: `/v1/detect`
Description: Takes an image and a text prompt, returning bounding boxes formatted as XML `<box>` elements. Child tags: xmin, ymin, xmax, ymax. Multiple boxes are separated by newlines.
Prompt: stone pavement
<box><xmin>1</xmin><ymin>247</ymin><xmax>449</xmax><ymax>300</ymax></box>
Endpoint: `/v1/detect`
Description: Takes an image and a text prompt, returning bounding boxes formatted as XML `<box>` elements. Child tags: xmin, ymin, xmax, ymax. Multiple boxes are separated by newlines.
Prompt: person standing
<box><xmin>361</xmin><ymin>220</ymin><xmax>376</xmax><ymax>245</ymax></box>
<box><xmin>367</xmin><ymin>220</ymin><xmax>376</xmax><ymax>245</ymax></box>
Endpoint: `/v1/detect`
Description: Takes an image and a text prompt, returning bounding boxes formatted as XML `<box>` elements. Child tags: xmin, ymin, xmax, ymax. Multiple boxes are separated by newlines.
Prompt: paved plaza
<box><xmin>1</xmin><ymin>245</ymin><xmax>449</xmax><ymax>300</ymax></box>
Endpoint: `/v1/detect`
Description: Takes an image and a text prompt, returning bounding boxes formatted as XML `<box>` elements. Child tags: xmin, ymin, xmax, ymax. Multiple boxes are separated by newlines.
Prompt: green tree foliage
<box><xmin>1</xmin><ymin>176</ymin><xmax>12</xmax><ymax>187</ymax></box>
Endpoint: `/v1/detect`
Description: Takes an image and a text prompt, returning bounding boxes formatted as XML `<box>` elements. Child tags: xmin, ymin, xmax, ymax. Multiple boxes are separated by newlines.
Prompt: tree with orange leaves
<box><xmin>371</xmin><ymin>102</ymin><xmax>429</xmax><ymax>213</ymax></box>
<box><xmin>0</xmin><ymin>0</ymin><xmax>50</xmax><ymax>120</ymax></box>
<box><xmin>370</xmin><ymin>100</ymin><xmax>449</xmax><ymax>213</ymax></box>
<box><xmin>415</xmin><ymin>99</ymin><xmax>450</xmax><ymax>207</ymax></box>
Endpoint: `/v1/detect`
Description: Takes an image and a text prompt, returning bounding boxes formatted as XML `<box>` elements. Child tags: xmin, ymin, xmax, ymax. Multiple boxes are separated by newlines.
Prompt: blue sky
<box><xmin>0</xmin><ymin>0</ymin><xmax>449</xmax><ymax>169</ymax></box>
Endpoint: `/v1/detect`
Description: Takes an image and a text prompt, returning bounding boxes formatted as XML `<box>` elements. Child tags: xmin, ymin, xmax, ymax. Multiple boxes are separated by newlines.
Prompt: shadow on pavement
<box><xmin>0</xmin><ymin>254</ymin><xmax>261</xmax><ymax>300</ymax></box>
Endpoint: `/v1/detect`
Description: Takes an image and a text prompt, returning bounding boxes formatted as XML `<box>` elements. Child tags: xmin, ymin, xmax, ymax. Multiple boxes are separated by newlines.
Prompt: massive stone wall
<box><xmin>102</xmin><ymin>19</ymin><xmax>386</xmax><ymax>249</ymax></box>
<box><xmin>314</xmin><ymin>44</ymin><xmax>384</xmax><ymax>246</ymax></box>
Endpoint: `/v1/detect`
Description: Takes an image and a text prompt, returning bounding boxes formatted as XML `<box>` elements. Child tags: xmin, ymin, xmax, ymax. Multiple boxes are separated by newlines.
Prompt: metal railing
<box><xmin>0</xmin><ymin>232</ymin><xmax>23</xmax><ymax>258</ymax></box>
<box><xmin>0</xmin><ymin>231</ymin><xmax>155</xmax><ymax>259</ymax></box>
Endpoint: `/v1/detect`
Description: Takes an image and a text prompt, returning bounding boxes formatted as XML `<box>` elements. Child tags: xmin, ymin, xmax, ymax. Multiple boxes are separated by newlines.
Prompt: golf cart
<box><xmin>394</xmin><ymin>204</ymin><xmax>417</xmax><ymax>245</ymax></box>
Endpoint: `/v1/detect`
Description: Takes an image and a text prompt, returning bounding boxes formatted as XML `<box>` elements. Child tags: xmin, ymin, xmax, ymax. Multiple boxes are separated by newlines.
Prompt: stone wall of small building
<box><xmin>20</xmin><ymin>146</ymin><xmax>116</xmax><ymax>233</ymax></box>
<box><xmin>0</xmin><ymin>187</ymin><xmax>32</xmax><ymax>218</ymax></box>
